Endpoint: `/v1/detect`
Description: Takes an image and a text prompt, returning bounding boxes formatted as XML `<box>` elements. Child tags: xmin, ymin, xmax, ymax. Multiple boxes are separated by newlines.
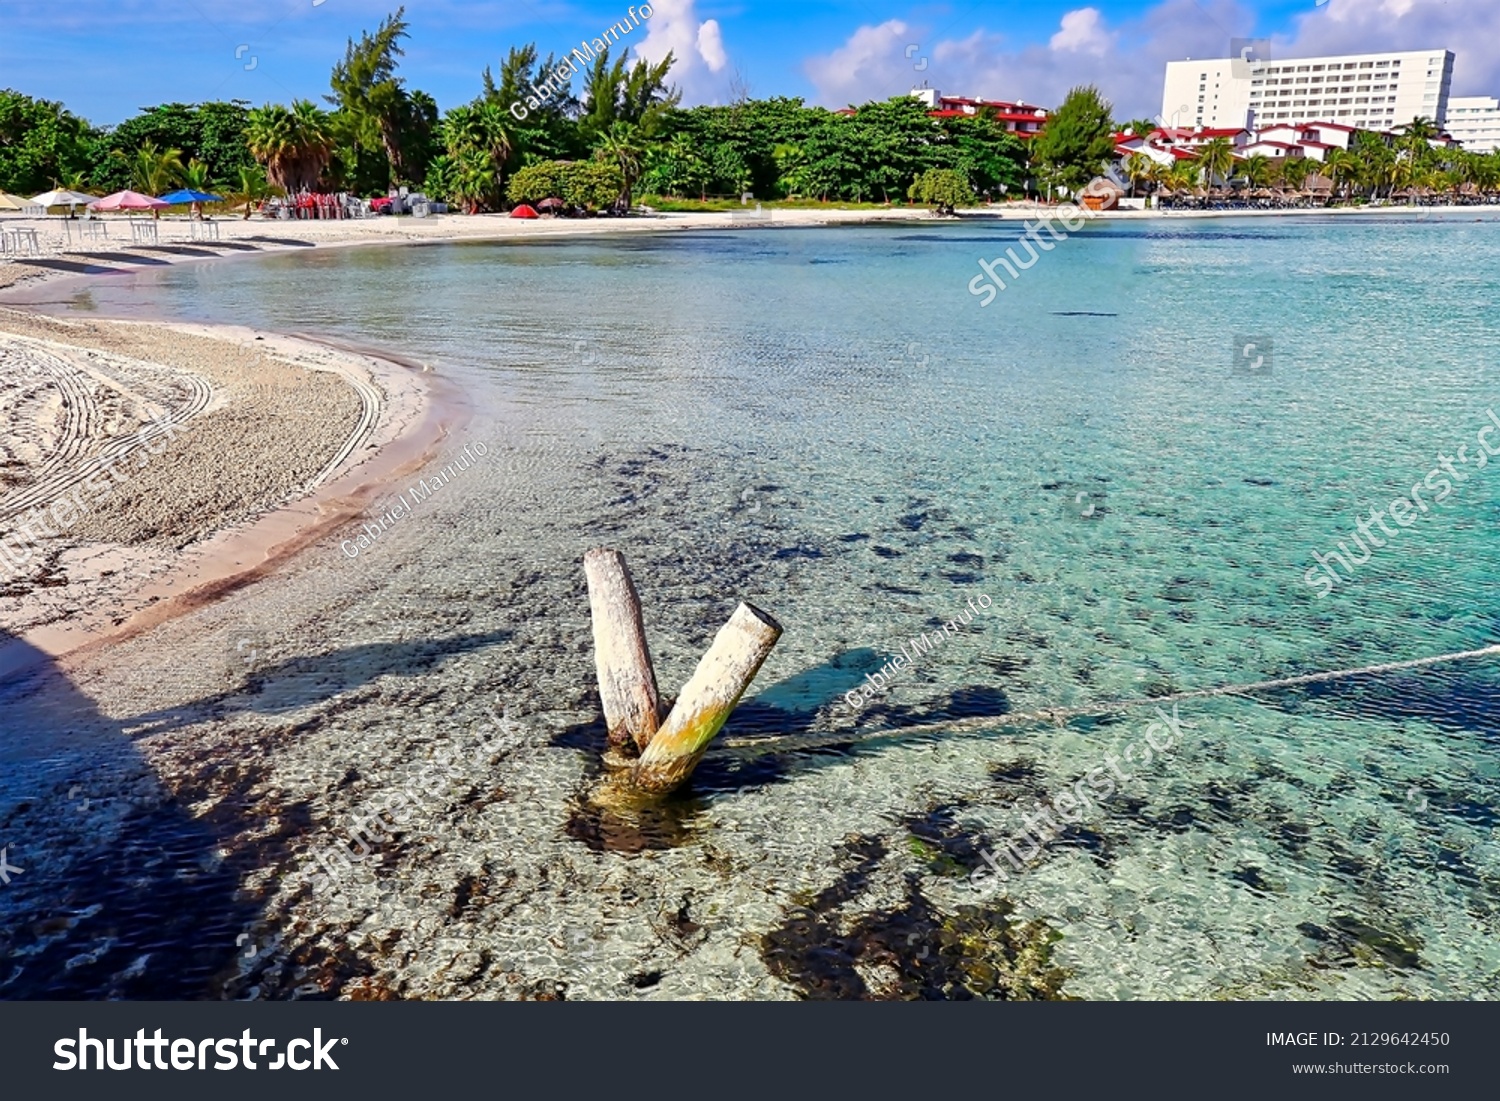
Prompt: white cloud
<box><xmin>1050</xmin><ymin>9</ymin><xmax>1113</xmax><ymax>57</ymax></box>
<box><xmin>802</xmin><ymin>19</ymin><xmax>915</xmax><ymax>108</ymax></box>
<box><xmin>803</xmin><ymin>2</ymin><xmax>1242</xmax><ymax>117</ymax></box>
<box><xmin>697</xmin><ymin>20</ymin><xmax>728</xmax><ymax>73</ymax></box>
<box><xmin>802</xmin><ymin>0</ymin><xmax>1500</xmax><ymax>120</ymax></box>
<box><xmin>633</xmin><ymin>0</ymin><xmax>732</xmax><ymax>101</ymax></box>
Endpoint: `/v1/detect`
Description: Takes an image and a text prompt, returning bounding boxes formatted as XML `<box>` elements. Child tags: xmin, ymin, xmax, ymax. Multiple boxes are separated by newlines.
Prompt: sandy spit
<box><xmin>0</xmin><ymin>305</ymin><xmax>446</xmax><ymax>674</ymax></box>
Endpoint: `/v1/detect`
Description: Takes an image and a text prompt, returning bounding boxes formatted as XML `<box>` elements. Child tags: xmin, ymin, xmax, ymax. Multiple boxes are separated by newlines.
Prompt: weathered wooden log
<box><xmin>584</xmin><ymin>548</ymin><xmax>663</xmax><ymax>754</ymax></box>
<box><xmin>633</xmin><ymin>601</ymin><xmax>782</xmax><ymax>794</ymax></box>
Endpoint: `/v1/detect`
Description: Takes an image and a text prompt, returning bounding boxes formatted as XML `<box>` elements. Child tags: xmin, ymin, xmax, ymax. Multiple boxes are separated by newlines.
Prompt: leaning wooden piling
<box><xmin>632</xmin><ymin>602</ymin><xmax>783</xmax><ymax>795</ymax></box>
<box><xmin>583</xmin><ymin>548</ymin><xmax>663</xmax><ymax>754</ymax></box>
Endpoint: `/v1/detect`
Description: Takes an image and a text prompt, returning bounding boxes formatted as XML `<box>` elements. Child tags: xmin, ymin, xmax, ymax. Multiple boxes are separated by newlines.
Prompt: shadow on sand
<box><xmin>0</xmin><ymin>627</ymin><xmax>509</xmax><ymax>999</ymax></box>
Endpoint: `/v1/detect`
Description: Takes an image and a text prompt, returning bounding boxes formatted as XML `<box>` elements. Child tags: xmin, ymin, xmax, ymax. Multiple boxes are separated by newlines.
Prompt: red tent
<box><xmin>510</xmin><ymin>204</ymin><xmax>539</xmax><ymax>219</ymax></box>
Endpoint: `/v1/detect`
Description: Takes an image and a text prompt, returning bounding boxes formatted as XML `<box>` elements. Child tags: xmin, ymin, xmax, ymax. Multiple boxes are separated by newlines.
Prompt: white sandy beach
<box><xmin>0</xmin><ymin>306</ymin><xmax>443</xmax><ymax>675</ymax></box>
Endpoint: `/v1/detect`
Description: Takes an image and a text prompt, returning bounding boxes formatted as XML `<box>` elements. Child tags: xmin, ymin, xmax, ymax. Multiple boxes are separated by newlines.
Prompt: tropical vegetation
<box><xmin>4</xmin><ymin>12</ymin><xmax>1500</xmax><ymax>216</ymax></box>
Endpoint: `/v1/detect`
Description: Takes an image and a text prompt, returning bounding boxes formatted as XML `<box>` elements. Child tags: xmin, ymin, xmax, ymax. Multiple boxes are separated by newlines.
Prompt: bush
<box><xmin>506</xmin><ymin>159</ymin><xmax>624</xmax><ymax>213</ymax></box>
<box><xmin>908</xmin><ymin>168</ymin><xmax>973</xmax><ymax>214</ymax></box>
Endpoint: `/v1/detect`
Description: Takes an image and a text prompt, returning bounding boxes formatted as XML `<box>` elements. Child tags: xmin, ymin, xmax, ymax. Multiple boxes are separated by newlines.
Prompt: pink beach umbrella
<box><xmin>90</xmin><ymin>190</ymin><xmax>171</xmax><ymax>212</ymax></box>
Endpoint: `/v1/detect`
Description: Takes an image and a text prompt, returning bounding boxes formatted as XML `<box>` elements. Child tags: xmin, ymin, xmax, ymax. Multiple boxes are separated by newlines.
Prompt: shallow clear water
<box><xmin>7</xmin><ymin>214</ymin><xmax>1500</xmax><ymax>1000</ymax></box>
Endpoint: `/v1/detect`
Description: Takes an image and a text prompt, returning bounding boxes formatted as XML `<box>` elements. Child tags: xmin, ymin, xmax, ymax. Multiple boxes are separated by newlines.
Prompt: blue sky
<box><xmin>3</xmin><ymin>0</ymin><xmax>1493</xmax><ymax>125</ymax></box>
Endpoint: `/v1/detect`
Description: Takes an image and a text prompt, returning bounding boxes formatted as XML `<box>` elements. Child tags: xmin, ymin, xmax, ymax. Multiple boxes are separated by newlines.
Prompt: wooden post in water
<box><xmin>584</xmin><ymin>548</ymin><xmax>663</xmax><ymax>754</ymax></box>
<box><xmin>633</xmin><ymin>602</ymin><xmax>783</xmax><ymax>795</ymax></box>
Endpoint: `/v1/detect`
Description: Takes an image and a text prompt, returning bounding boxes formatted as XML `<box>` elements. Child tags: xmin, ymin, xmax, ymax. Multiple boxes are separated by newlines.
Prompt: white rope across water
<box><xmin>711</xmin><ymin>642</ymin><xmax>1500</xmax><ymax>761</ymax></box>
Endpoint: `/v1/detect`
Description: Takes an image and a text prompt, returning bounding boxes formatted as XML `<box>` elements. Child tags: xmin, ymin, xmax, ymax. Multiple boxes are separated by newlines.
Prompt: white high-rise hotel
<box><xmin>1446</xmin><ymin>96</ymin><xmax>1500</xmax><ymax>152</ymax></box>
<box><xmin>1162</xmin><ymin>48</ymin><xmax>1455</xmax><ymax>131</ymax></box>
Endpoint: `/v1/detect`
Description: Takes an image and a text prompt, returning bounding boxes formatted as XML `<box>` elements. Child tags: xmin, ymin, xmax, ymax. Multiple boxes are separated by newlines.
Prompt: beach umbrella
<box><xmin>91</xmin><ymin>190</ymin><xmax>170</xmax><ymax>211</ymax></box>
<box><xmin>30</xmin><ymin>188</ymin><xmax>96</xmax><ymax>212</ymax></box>
<box><xmin>510</xmin><ymin>204</ymin><xmax>539</xmax><ymax>219</ymax></box>
<box><xmin>0</xmin><ymin>191</ymin><xmax>37</xmax><ymax>211</ymax></box>
<box><xmin>157</xmin><ymin>188</ymin><xmax>225</xmax><ymax>204</ymax></box>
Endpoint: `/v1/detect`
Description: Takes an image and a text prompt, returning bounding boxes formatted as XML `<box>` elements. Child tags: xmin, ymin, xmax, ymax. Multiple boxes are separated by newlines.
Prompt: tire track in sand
<box><xmin>0</xmin><ymin>338</ymin><xmax>213</xmax><ymax>522</ymax></box>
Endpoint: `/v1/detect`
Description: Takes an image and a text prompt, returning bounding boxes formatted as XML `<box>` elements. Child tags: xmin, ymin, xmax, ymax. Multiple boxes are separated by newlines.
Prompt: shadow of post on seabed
<box><xmin>0</xmin><ymin>627</ymin><xmax>511</xmax><ymax>1000</ymax></box>
<box><xmin>0</xmin><ymin>629</ymin><xmax>269</xmax><ymax>999</ymax></box>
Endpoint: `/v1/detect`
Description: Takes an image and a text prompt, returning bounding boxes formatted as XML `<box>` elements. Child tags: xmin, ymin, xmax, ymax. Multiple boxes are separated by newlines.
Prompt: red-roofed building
<box><xmin>909</xmin><ymin>88</ymin><xmax>1049</xmax><ymax>137</ymax></box>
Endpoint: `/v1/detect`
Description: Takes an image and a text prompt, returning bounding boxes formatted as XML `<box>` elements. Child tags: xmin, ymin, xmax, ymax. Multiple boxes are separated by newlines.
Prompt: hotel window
<box><xmin>1359</xmin><ymin>61</ymin><xmax>1373</xmax><ymax>68</ymax></box>
<box><xmin>1376</xmin><ymin>60</ymin><xmax>1389</xmax><ymax>67</ymax></box>
<box><xmin>1297</xmin><ymin>65</ymin><xmax>1310</xmax><ymax>72</ymax></box>
<box><xmin>1296</xmin><ymin>77</ymin><xmax>1309</xmax><ymax>84</ymax></box>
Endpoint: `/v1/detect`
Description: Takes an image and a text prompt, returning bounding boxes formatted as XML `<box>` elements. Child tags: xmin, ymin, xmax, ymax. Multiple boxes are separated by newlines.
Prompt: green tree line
<box><xmin>0</xmin><ymin>7</ymin><xmax>1029</xmax><ymax>214</ymax></box>
<box><xmin>8</xmin><ymin>12</ymin><xmax>1492</xmax><ymax>215</ymax></box>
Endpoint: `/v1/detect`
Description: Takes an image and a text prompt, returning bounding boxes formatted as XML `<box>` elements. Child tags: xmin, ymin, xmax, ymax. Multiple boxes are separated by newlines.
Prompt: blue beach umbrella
<box><xmin>157</xmin><ymin>189</ymin><xmax>225</xmax><ymax>204</ymax></box>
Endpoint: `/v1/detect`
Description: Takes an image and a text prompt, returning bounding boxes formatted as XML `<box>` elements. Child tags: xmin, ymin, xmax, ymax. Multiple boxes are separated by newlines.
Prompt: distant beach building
<box><xmin>909</xmin><ymin>87</ymin><xmax>1048</xmax><ymax>138</ymax></box>
<box><xmin>1113</xmin><ymin>120</ymin><xmax>1353</xmax><ymax>170</ymax></box>
<box><xmin>1162</xmin><ymin>48</ymin><xmax>1455</xmax><ymax>132</ymax></box>
<box><xmin>1446</xmin><ymin>95</ymin><xmax>1500</xmax><ymax>152</ymax></box>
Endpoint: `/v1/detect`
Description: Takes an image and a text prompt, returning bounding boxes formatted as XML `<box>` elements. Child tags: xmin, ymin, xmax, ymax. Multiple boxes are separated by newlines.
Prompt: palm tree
<box><xmin>596</xmin><ymin>120</ymin><xmax>644</xmax><ymax>211</ymax></box>
<box><xmin>1194</xmin><ymin>137</ymin><xmax>1236</xmax><ymax>187</ymax></box>
<box><xmin>1400</xmin><ymin>116</ymin><xmax>1440</xmax><ymax>155</ymax></box>
<box><xmin>1321</xmin><ymin>148</ymin><xmax>1360</xmax><ymax>202</ymax></box>
<box><xmin>230</xmin><ymin>164</ymin><xmax>273</xmax><ymax>219</ymax></box>
<box><xmin>449</xmin><ymin>148</ymin><xmax>495</xmax><ymax>214</ymax></box>
<box><xmin>1281</xmin><ymin>156</ymin><xmax>1313</xmax><ymax>190</ymax></box>
<box><xmin>1123</xmin><ymin>152</ymin><xmax>1154</xmax><ymax>198</ymax></box>
<box><xmin>124</xmin><ymin>141</ymin><xmax>184</xmax><ymax>218</ymax></box>
<box><xmin>1242</xmin><ymin>154</ymin><xmax>1272</xmax><ymax>188</ymax></box>
<box><xmin>246</xmin><ymin>100</ymin><xmax>334</xmax><ymax>193</ymax></box>
<box><xmin>1473</xmin><ymin>152</ymin><xmax>1500</xmax><ymax>196</ymax></box>
<box><xmin>1391</xmin><ymin>152</ymin><xmax>1417</xmax><ymax>200</ymax></box>
<box><xmin>130</xmin><ymin>141</ymin><xmax>184</xmax><ymax>195</ymax></box>
<box><xmin>183</xmin><ymin>158</ymin><xmax>213</xmax><ymax>192</ymax></box>
<box><xmin>475</xmin><ymin>102</ymin><xmax>513</xmax><ymax>168</ymax></box>
<box><xmin>56</xmin><ymin>169</ymin><xmax>93</xmax><ymax>193</ymax></box>
<box><xmin>1166</xmin><ymin>160</ymin><xmax>1198</xmax><ymax>194</ymax></box>
<box><xmin>438</xmin><ymin>102</ymin><xmax>513</xmax><ymax>209</ymax></box>
<box><xmin>440</xmin><ymin>105</ymin><xmax>483</xmax><ymax>157</ymax></box>
<box><xmin>772</xmin><ymin>142</ymin><xmax>811</xmax><ymax>200</ymax></box>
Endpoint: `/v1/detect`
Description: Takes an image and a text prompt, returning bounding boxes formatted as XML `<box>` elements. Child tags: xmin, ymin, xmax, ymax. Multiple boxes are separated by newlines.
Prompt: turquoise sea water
<box><xmin>10</xmin><ymin>213</ymin><xmax>1500</xmax><ymax>1000</ymax></box>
